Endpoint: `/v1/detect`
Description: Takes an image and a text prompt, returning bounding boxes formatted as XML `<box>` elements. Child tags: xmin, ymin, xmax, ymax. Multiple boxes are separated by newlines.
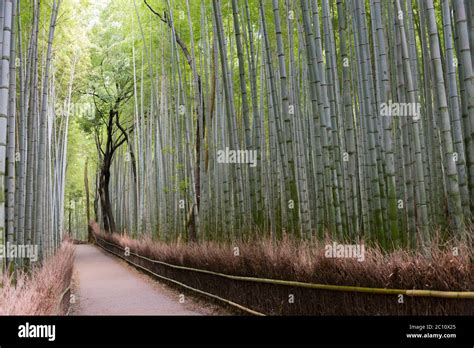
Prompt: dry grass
<box><xmin>0</xmin><ymin>239</ymin><xmax>75</xmax><ymax>316</ymax></box>
<box><xmin>94</xmin><ymin>223</ymin><xmax>473</xmax><ymax>315</ymax></box>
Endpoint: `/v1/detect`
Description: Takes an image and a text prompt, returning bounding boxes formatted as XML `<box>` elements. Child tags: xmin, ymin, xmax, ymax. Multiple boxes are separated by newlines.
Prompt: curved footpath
<box><xmin>72</xmin><ymin>244</ymin><xmax>210</xmax><ymax>315</ymax></box>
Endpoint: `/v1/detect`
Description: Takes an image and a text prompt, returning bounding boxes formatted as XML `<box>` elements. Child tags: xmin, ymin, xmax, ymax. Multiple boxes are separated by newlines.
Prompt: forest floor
<box><xmin>70</xmin><ymin>245</ymin><xmax>219</xmax><ymax>315</ymax></box>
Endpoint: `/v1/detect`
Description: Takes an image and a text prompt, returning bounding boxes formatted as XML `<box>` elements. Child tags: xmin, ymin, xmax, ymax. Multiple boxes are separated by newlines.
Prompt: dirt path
<box><xmin>72</xmin><ymin>244</ymin><xmax>209</xmax><ymax>315</ymax></box>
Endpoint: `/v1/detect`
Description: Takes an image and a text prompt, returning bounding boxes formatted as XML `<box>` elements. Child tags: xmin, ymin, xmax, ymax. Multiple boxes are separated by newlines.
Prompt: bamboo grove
<box><xmin>0</xmin><ymin>0</ymin><xmax>69</xmax><ymax>274</ymax></box>
<box><xmin>87</xmin><ymin>0</ymin><xmax>472</xmax><ymax>249</ymax></box>
<box><xmin>1</xmin><ymin>0</ymin><xmax>474</xmax><ymax>278</ymax></box>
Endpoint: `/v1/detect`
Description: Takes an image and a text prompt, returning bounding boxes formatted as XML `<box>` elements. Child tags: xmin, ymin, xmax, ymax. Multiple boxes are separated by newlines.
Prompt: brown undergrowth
<box><xmin>0</xmin><ymin>239</ymin><xmax>75</xmax><ymax>315</ymax></box>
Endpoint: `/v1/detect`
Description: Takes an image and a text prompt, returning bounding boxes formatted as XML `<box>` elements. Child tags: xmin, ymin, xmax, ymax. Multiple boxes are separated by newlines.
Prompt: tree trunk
<box><xmin>85</xmin><ymin>158</ymin><xmax>92</xmax><ymax>242</ymax></box>
<box><xmin>99</xmin><ymin>157</ymin><xmax>116</xmax><ymax>233</ymax></box>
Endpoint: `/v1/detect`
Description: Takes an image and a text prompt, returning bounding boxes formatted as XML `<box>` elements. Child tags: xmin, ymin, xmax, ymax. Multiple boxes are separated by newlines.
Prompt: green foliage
<box><xmin>14</xmin><ymin>0</ymin><xmax>467</xmax><ymax>247</ymax></box>
<box><xmin>65</xmin><ymin>118</ymin><xmax>96</xmax><ymax>205</ymax></box>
